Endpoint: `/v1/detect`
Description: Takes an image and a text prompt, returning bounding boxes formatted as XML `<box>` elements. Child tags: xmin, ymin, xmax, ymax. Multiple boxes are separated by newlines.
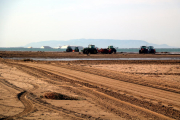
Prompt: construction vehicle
<box><xmin>139</xmin><ymin>46</ymin><xmax>148</xmax><ymax>54</ymax></box>
<box><xmin>147</xmin><ymin>46</ymin><xmax>156</xmax><ymax>54</ymax></box>
<box><xmin>82</xmin><ymin>45</ymin><xmax>98</xmax><ymax>54</ymax></box>
<box><xmin>66</xmin><ymin>46</ymin><xmax>73</xmax><ymax>52</ymax></box>
<box><xmin>139</xmin><ymin>46</ymin><xmax>156</xmax><ymax>54</ymax></box>
<box><xmin>74</xmin><ymin>47</ymin><xmax>79</xmax><ymax>52</ymax></box>
<box><xmin>98</xmin><ymin>46</ymin><xmax>116</xmax><ymax>54</ymax></box>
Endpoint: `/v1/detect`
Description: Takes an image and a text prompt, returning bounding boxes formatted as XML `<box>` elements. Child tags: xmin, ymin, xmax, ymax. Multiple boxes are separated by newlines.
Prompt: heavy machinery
<box><xmin>139</xmin><ymin>46</ymin><xmax>156</xmax><ymax>54</ymax></box>
<box><xmin>66</xmin><ymin>46</ymin><xmax>73</xmax><ymax>52</ymax></box>
<box><xmin>139</xmin><ymin>46</ymin><xmax>148</xmax><ymax>54</ymax></box>
<box><xmin>98</xmin><ymin>46</ymin><xmax>116</xmax><ymax>54</ymax></box>
<box><xmin>147</xmin><ymin>46</ymin><xmax>156</xmax><ymax>54</ymax></box>
<box><xmin>82</xmin><ymin>45</ymin><xmax>98</xmax><ymax>54</ymax></box>
<box><xmin>74</xmin><ymin>47</ymin><xmax>79</xmax><ymax>52</ymax></box>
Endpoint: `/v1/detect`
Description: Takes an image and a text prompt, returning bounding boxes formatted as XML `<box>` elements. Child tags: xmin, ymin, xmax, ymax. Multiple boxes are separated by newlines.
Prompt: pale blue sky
<box><xmin>0</xmin><ymin>0</ymin><xmax>180</xmax><ymax>47</ymax></box>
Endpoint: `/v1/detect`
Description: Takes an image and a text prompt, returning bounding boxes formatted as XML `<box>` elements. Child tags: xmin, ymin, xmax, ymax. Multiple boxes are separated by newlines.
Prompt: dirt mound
<box><xmin>43</xmin><ymin>92</ymin><xmax>79</xmax><ymax>100</ymax></box>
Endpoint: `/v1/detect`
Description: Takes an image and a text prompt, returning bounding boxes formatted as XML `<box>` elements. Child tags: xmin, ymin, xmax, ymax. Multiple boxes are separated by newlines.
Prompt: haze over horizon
<box><xmin>0</xmin><ymin>0</ymin><xmax>180</xmax><ymax>47</ymax></box>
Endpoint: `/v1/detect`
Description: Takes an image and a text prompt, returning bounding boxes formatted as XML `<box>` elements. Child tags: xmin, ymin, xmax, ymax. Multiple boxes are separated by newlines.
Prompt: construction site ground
<box><xmin>0</xmin><ymin>52</ymin><xmax>180</xmax><ymax>120</ymax></box>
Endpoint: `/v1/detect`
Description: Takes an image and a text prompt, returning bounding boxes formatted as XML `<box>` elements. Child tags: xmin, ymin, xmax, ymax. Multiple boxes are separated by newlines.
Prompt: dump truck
<box><xmin>82</xmin><ymin>45</ymin><xmax>98</xmax><ymax>54</ymax></box>
<box><xmin>98</xmin><ymin>46</ymin><xmax>116</xmax><ymax>54</ymax></box>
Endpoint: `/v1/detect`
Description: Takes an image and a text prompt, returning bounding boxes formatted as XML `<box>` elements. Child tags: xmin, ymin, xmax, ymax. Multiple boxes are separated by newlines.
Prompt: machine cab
<box><xmin>108</xmin><ymin>46</ymin><xmax>114</xmax><ymax>49</ymax></box>
<box><xmin>88</xmin><ymin>45</ymin><xmax>95</xmax><ymax>48</ymax></box>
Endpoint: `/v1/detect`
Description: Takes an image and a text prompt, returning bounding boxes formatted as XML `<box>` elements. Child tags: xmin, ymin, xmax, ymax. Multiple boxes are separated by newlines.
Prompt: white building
<box><xmin>60</xmin><ymin>45</ymin><xmax>83</xmax><ymax>50</ymax></box>
<box><xmin>41</xmin><ymin>46</ymin><xmax>52</xmax><ymax>49</ymax></box>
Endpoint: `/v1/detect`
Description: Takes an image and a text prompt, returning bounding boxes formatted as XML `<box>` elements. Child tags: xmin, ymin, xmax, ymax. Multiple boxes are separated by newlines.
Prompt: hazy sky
<box><xmin>0</xmin><ymin>0</ymin><xmax>180</xmax><ymax>47</ymax></box>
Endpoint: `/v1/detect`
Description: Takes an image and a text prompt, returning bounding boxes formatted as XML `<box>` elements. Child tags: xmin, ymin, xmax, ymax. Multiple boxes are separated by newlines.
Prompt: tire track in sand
<box><xmin>1</xmin><ymin>62</ymin><xmax>107</xmax><ymax>120</ymax></box>
<box><xmin>16</xmin><ymin>62</ymin><xmax>180</xmax><ymax>119</ymax></box>
<box><xmin>0</xmin><ymin>77</ymin><xmax>34</xmax><ymax>120</ymax></box>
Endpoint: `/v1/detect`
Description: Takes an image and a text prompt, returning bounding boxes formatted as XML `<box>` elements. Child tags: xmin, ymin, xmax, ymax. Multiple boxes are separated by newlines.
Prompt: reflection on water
<box><xmin>4</xmin><ymin>57</ymin><xmax>180</xmax><ymax>61</ymax></box>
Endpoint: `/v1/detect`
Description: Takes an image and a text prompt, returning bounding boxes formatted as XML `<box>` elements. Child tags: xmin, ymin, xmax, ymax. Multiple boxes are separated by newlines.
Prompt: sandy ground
<box><xmin>0</xmin><ymin>52</ymin><xmax>180</xmax><ymax>120</ymax></box>
<box><xmin>0</xmin><ymin>61</ymin><xmax>121</xmax><ymax>120</ymax></box>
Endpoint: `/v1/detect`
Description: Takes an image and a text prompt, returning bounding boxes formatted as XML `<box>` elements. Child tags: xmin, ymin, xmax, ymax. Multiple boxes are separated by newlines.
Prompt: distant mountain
<box><xmin>24</xmin><ymin>39</ymin><xmax>174</xmax><ymax>48</ymax></box>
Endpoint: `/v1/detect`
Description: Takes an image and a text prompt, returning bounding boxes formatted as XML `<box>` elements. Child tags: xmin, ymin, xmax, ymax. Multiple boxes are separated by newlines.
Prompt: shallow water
<box><xmin>5</xmin><ymin>57</ymin><xmax>180</xmax><ymax>61</ymax></box>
